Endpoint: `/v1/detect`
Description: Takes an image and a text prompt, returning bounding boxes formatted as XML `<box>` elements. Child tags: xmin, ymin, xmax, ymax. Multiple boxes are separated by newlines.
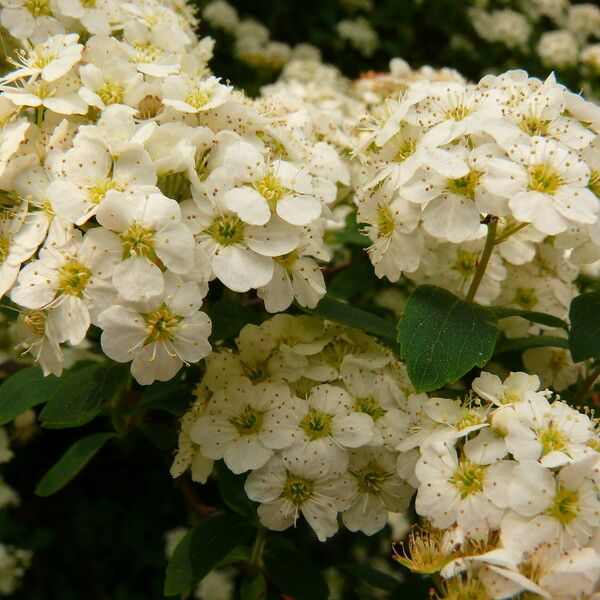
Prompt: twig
<box><xmin>466</xmin><ymin>216</ymin><xmax>498</xmax><ymax>303</ymax></box>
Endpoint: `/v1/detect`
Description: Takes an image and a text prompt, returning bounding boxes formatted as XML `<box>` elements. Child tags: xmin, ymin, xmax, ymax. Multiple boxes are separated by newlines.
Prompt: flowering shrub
<box><xmin>0</xmin><ymin>0</ymin><xmax>600</xmax><ymax>598</ymax></box>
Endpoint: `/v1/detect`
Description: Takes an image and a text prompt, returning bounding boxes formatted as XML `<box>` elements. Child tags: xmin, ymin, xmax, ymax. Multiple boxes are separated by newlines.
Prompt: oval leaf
<box><xmin>569</xmin><ymin>292</ymin><xmax>600</xmax><ymax>362</ymax></box>
<box><xmin>164</xmin><ymin>513</ymin><xmax>255</xmax><ymax>596</ymax></box>
<box><xmin>303</xmin><ymin>296</ymin><xmax>396</xmax><ymax>343</ymax></box>
<box><xmin>494</xmin><ymin>335</ymin><xmax>570</xmax><ymax>356</ymax></box>
<box><xmin>40</xmin><ymin>362</ymin><xmax>128</xmax><ymax>428</ymax></box>
<box><xmin>263</xmin><ymin>536</ymin><xmax>329</xmax><ymax>600</ymax></box>
<box><xmin>0</xmin><ymin>366</ymin><xmax>60</xmax><ymax>425</ymax></box>
<box><xmin>35</xmin><ymin>432</ymin><xmax>116</xmax><ymax>497</ymax></box>
<box><xmin>397</xmin><ymin>285</ymin><xmax>498</xmax><ymax>392</ymax></box>
<box><xmin>490</xmin><ymin>306</ymin><xmax>568</xmax><ymax>331</ymax></box>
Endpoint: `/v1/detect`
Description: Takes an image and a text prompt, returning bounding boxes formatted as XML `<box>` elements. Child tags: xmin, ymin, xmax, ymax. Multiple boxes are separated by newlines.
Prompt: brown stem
<box><xmin>466</xmin><ymin>217</ymin><xmax>498</xmax><ymax>303</ymax></box>
<box><xmin>176</xmin><ymin>478</ymin><xmax>215</xmax><ymax>519</ymax></box>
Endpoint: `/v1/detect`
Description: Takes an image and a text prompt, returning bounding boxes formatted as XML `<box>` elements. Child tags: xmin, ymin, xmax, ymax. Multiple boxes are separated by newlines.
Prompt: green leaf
<box><xmin>303</xmin><ymin>296</ymin><xmax>396</xmax><ymax>343</ymax></box>
<box><xmin>164</xmin><ymin>513</ymin><xmax>255</xmax><ymax>596</ymax></box>
<box><xmin>397</xmin><ymin>285</ymin><xmax>498</xmax><ymax>392</ymax></box>
<box><xmin>0</xmin><ymin>367</ymin><xmax>61</xmax><ymax>425</ymax></box>
<box><xmin>35</xmin><ymin>432</ymin><xmax>116</xmax><ymax>496</ymax></box>
<box><xmin>328</xmin><ymin>261</ymin><xmax>376</xmax><ymax>301</ymax></box>
<box><xmin>241</xmin><ymin>574</ymin><xmax>267</xmax><ymax>600</ymax></box>
<box><xmin>262</xmin><ymin>536</ymin><xmax>328</xmax><ymax>600</ymax></box>
<box><xmin>39</xmin><ymin>362</ymin><xmax>128</xmax><ymax>428</ymax></box>
<box><xmin>490</xmin><ymin>306</ymin><xmax>569</xmax><ymax>331</ymax></box>
<box><xmin>494</xmin><ymin>335</ymin><xmax>570</xmax><ymax>355</ymax></box>
<box><xmin>135</xmin><ymin>379</ymin><xmax>191</xmax><ymax>417</ymax></box>
<box><xmin>339</xmin><ymin>564</ymin><xmax>400</xmax><ymax>592</ymax></box>
<box><xmin>569</xmin><ymin>292</ymin><xmax>600</xmax><ymax>362</ymax></box>
<box><xmin>216</xmin><ymin>461</ymin><xmax>256</xmax><ymax>519</ymax></box>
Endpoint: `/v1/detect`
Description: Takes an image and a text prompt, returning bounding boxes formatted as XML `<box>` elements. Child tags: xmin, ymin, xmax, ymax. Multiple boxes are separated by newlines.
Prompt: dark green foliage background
<box><xmin>201</xmin><ymin>0</ymin><xmax>597</xmax><ymax>95</ymax></box>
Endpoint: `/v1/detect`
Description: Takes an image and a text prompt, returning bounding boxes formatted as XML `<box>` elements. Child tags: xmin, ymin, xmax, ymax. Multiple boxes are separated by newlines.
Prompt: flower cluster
<box><xmin>0</xmin><ymin>426</ymin><xmax>30</xmax><ymax>596</ymax></box>
<box><xmin>396</xmin><ymin>370</ymin><xmax>600</xmax><ymax>600</ymax></box>
<box><xmin>201</xmin><ymin>0</ymin><xmax>322</xmax><ymax>70</ymax></box>
<box><xmin>468</xmin><ymin>0</ymin><xmax>600</xmax><ymax>88</ymax></box>
<box><xmin>350</xmin><ymin>68</ymin><xmax>600</xmax><ymax>384</ymax></box>
<box><xmin>172</xmin><ymin>314</ymin><xmax>415</xmax><ymax>541</ymax></box>
<box><xmin>0</xmin><ymin>0</ymin><xmax>344</xmax><ymax>384</ymax></box>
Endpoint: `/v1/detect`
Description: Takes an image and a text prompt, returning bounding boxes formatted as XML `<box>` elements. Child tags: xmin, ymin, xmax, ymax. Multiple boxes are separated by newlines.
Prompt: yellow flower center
<box><xmin>452</xmin><ymin>249</ymin><xmax>479</xmax><ymax>278</ymax></box>
<box><xmin>23</xmin><ymin>310</ymin><xmax>46</xmax><ymax>337</ymax></box>
<box><xmin>205</xmin><ymin>214</ymin><xmax>245</xmax><ymax>246</ymax></box>
<box><xmin>97</xmin><ymin>80</ymin><xmax>125</xmax><ymax>105</ymax></box>
<box><xmin>230</xmin><ymin>405</ymin><xmax>265</xmax><ymax>435</ymax></box>
<box><xmin>185</xmin><ymin>88</ymin><xmax>210</xmax><ymax>109</ymax></box>
<box><xmin>519</xmin><ymin>116</ymin><xmax>551</xmax><ymax>137</ymax></box>
<box><xmin>81</xmin><ymin>0</ymin><xmax>96</xmax><ymax>7</ymax></box>
<box><xmin>281</xmin><ymin>473</ymin><xmax>313</xmax><ymax>506</ymax></box>
<box><xmin>0</xmin><ymin>237</ymin><xmax>10</xmax><ymax>264</ymax></box>
<box><xmin>253</xmin><ymin>172</ymin><xmax>288</xmax><ymax>210</ymax></box>
<box><xmin>120</xmin><ymin>222</ymin><xmax>156</xmax><ymax>259</ymax></box>
<box><xmin>300</xmin><ymin>409</ymin><xmax>333</xmax><ymax>440</ymax></box>
<box><xmin>547</xmin><ymin>486</ymin><xmax>579</xmax><ymax>525</ymax></box>
<box><xmin>26</xmin><ymin>0</ymin><xmax>52</xmax><ymax>16</ymax></box>
<box><xmin>132</xmin><ymin>40</ymin><xmax>161</xmax><ymax>63</ymax></box>
<box><xmin>57</xmin><ymin>259</ymin><xmax>92</xmax><ymax>296</ymax></box>
<box><xmin>377</xmin><ymin>205</ymin><xmax>395</xmax><ymax>237</ymax></box>
<box><xmin>30</xmin><ymin>48</ymin><xmax>55</xmax><ymax>70</ymax></box>
<box><xmin>446</xmin><ymin>170</ymin><xmax>481</xmax><ymax>200</ymax></box>
<box><xmin>88</xmin><ymin>179</ymin><xmax>122</xmax><ymax>206</ymax></box>
<box><xmin>449</xmin><ymin>460</ymin><xmax>486</xmax><ymax>498</ymax></box>
<box><xmin>354</xmin><ymin>396</ymin><xmax>387</xmax><ymax>421</ymax></box>
<box><xmin>589</xmin><ymin>169</ymin><xmax>600</xmax><ymax>198</ymax></box>
<box><xmin>513</xmin><ymin>287</ymin><xmax>538</xmax><ymax>310</ymax></box>
<box><xmin>537</xmin><ymin>423</ymin><xmax>567</xmax><ymax>456</ymax></box>
<box><xmin>143</xmin><ymin>306</ymin><xmax>180</xmax><ymax>343</ymax></box>
<box><xmin>393</xmin><ymin>529</ymin><xmax>450</xmax><ymax>575</ymax></box>
<box><xmin>501</xmin><ymin>387</ymin><xmax>522</xmax><ymax>404</ymax></box>
<box><xmin>454</xmin><ymin>408</ymin><xmax>484</xmax><ymax>431</ymax></box>
<box><xmin>528</xmin><ymin>164</ymin><xmax>563</xmax><ymax>194</ymax></box>
<box><xmin>446</xmin><ymin>105</ymin><xmax>472</xmax><ymax>121</ymax></box>
<box><xmin>394</xmin><ymin>137</ymin><xmax>417</xmax><ymax>162</ymax></box>
<box><xmin>275</xmin><ymin>250</ymin><xmax>298</xmax><ymax>271</ymax></box>
<box><xmin>353</xmin><ymin>461</ymin><xmax>389</xmax><ymax>494</ymax></box>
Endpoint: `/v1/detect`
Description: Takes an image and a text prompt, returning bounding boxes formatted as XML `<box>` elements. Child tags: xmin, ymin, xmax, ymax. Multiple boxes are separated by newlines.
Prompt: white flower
<box><xmin>56</xmin><ymin>0</ymin><xmax>115</xmax><ymax>35</ymax></box>
<box><xmin>523</xmin><ymin>346</ymin><xmax>581</xmax><ymax>391</ymax></box>
<box><xmin>0</xmin><ymin>206</ymin><xmax>47</xmax><ymax>297</ymax></box>
<box><xmin>0</xmin><ymin>0</ymin><xmax>64</xmax><ymax>43</ymax></box>
<box><xmin>48</xmin><ymin>136</ymin><xmax>156</xmax><ymax>225</ymax></box>
<box><xmin>257</xmin><ymin>226</ymin><xmax>327</xmax><ymax>312</ymax></box>
<box><xmin>98</xmin><ymin>275</ymin><xmax>211</xmax><ymax>385</ymax></box>
<box><xmin>280</xmin><ymin>384</ymin><xmax>375</xmax><ymax>472</ymax></box>
<box><xmin>1</xmin><ymin>72</ymin><xmax>88</xmax><ymax>115</ymax></box>
<box><xmin>507</xmin><ymin>458</ymin><xmax>600</xmax><ymax>548</ymax></box>
<box><xmin>1</xmin><ymin>34</ymin><xmax>82</xmax><ymax>84</ymax></box>
<box><xmin>415</xmin><ymin>442</ymin><xmax>506</xmax><ymax>539</ymax></box>
<box><xmin>163</xmin><ymin>75</ymin><xmax>231</xmax><ymax>113</ymax></box>
<box><xmin>245</xmin><ymin>454</ymin><xmax>351</xmax><ymax>541</ymax></box>
<box><xmin>342</xmin><ymin>448</ymin><xmax>413</xmax><ymax>535</ymax></box>
<box><xmin>483</xmin><ymin>137</ymin><xmax>599</xmax><ymax>235</ymax></box>
<box><xmin>222</xmin><ymin>145</ymin><xmax>321</xmax><ymax>227</ymax></box>
<box><xmin>181</xmin><ymin>173</ymin><xmax>300</xmax><ymax>292</ymax></box>
<box><xmin>472</xmin><ymin>371</ymin><xmax>541</xmax><ymax>407</ymax></box>
<box><xmin>356</xmin><ymin>184</ymin><xmax>423</xmax><ymax>280</ymax></box>
<box><xmin>537</xmin><ymin>30</ymin><xmax>579</xmax><ymax>70</ymax></box>
<box><xmin>505</xmin><ymin>394</ymin><xmax>594</xmax><ymax>467</ymax></box>
<box><xmin>79</xmin><ymin>57</ymin><xmax>143</xmax><ymax>110</ymax></box>
<box><xmin>190</xmin><ymin>377</ymin><xmax>296</xmax><ymax>473</ymax></box>
<box><xmin>340</xmin><ymin>356</ymin><xmax>409</xmax><ymax>449</ymax></box>
<box><xmin>96</xmin><ymin>187</ymin><xmax>194</xmax><ymax>301</ymax></box>
<box><xmin>14</xmin><ymin>309</ymin><xmax>63</xmax><ymax>376</ymax></box>
<box><xmin>11</xmin><ymin>228</ymin><xmax>121</xmax><ymax>344</ymax></box>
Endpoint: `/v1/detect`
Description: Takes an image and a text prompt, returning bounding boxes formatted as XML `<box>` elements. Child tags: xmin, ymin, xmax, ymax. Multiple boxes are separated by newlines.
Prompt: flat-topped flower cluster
<box><xmin>0</xmin><ymin>0</ymin><xmax>349</xmax><ymax>384</ymax></box>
